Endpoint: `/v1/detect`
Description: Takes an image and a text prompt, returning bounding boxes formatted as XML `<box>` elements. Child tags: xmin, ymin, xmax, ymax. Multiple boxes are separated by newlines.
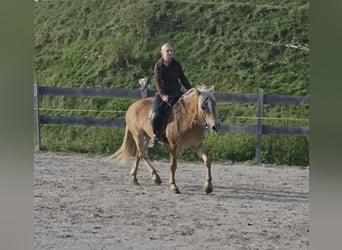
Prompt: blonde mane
<box><xmin>180</xmin><ymin>86</ymin><xmax>215</xmax><ymax>115</ymax></box>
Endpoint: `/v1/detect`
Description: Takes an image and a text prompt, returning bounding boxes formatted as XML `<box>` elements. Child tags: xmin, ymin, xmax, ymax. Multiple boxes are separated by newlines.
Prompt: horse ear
<box><xmin>195</xmin><ymin>88</ymin><xmax>202</xmax><ymax>97</ymax></box>
<box><xmin>209</xmin><ymin>85</ymin><xmax>215</xmax><ymax>93</ymax></box>
<box><xmin>184</xmin><ymin>88</ymin><xmax>196</xmax><ymax>96</ymax></box>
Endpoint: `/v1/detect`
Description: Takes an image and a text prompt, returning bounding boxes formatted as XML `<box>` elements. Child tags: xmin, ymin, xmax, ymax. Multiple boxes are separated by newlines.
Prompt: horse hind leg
<box><xmin>130</xmin><ymin>153</ymin><xmax>140</xmax><ymax>185</ymax></box>
<box><xmin>140</xmin><ymin>154</ymin><xmax>161</xmax><ymax>185</ymax></box>
<box><xmin>135</xmin><ymin>131</ymin><xmax>161</xmax><ymax>185</ymax></box>
<box><xmin>142</xmin><ymin>158</ymin><xmax>162</xmax><ymax>185</ymax></box>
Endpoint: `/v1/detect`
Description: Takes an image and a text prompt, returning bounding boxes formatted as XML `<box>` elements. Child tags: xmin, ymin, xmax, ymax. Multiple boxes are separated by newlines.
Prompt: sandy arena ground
<box><xmin>34</xmin><ymin>151</ymin><xmax>309</xmax><ymax>250</ymax></box>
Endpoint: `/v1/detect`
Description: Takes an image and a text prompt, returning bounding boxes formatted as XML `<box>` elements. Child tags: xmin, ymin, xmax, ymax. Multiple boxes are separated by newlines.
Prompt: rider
<box><xmin>148</xmin><ymin>43</ymin><xmax>192</xmax><ymax>148</ymax></box>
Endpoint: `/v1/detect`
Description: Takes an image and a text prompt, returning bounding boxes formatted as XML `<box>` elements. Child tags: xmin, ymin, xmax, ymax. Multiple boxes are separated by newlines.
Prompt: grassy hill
<box><xmin>34</xmin><ymin>0</ymin><xmax>309</xmax><ymax>165</ymax></box>
<box><xmin>34</xmin><ymin>0</ymin><xmax>308</xmax><ymax>94</ymax></box>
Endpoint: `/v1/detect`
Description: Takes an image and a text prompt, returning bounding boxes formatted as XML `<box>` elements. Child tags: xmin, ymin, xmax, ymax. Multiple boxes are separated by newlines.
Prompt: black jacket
<box><xmin>154</xmin><ymin>58</ymin><xmax>192</xmax><ymax>98</ymax></box>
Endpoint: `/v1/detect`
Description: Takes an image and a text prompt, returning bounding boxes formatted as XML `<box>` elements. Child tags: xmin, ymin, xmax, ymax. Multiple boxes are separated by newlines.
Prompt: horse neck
<box><xmin>175</xmin><ymin>92</ymin><xmax>199</xmax><ymax>127</ymax></box>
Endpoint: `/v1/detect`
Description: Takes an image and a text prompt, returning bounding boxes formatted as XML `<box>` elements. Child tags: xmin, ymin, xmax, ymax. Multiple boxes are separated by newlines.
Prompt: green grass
<box><xmin>34</xmin><ymin>0</ymin><xmax>308</xmax><ymax>94</ymax></box>
<box><xmin>34</xmin><ymin>0</ymin><xmax>309</xmax><ymax>165</ymax></box>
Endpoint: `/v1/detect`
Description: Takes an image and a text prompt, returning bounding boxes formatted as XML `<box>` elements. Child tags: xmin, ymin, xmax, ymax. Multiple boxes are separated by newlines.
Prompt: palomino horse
<box><xmin>110</xmin><ymin>86</ymin><xmax>218</xmax><ymax>194</ymax></box>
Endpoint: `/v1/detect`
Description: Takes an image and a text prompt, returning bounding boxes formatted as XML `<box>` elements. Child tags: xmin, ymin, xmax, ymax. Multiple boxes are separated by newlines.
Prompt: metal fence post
<box><xmin>34</xmin><ymin>81</ymin><xmax>41</xmax><ymax>151</ymax></box>
<box><xmin>255</xmin><ymin>88</ymin><xmax>264</xmax><ymax>164</ymax></box>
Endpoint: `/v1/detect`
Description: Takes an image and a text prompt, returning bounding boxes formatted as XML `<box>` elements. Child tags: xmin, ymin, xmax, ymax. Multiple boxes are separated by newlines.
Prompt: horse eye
<box><xmin>201</xmin><ymin>104</ymin><xmax>206</xmax><ymax>109</ymax></box>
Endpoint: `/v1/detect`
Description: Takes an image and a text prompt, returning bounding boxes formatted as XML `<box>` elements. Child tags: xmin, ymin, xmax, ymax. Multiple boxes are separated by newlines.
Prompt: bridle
<box><xmin>177</xmin><ymin>93</ymin><xmax>214</xmax><ymax>128</ymax></box>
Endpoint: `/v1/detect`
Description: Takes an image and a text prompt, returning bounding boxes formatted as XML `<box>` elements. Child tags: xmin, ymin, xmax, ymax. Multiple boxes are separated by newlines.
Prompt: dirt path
<box><xmin>34</xmin><ymin>151</ymin><xmax>309</xmax><ymax>250</ymax></box>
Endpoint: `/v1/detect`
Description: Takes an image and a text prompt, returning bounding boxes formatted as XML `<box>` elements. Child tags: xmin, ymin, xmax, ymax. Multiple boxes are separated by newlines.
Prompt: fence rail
<box><xmin>34</xmin><ymin>80</ymin><xmax>309</xmax><ymax>164</ymax></box>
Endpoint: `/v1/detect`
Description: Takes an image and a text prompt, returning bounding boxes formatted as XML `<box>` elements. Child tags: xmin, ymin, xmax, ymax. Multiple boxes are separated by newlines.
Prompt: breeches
<box><xmin>150</xmin><ymin>93</ymin><xmax>180</xmax><ymax>135</ymax></box>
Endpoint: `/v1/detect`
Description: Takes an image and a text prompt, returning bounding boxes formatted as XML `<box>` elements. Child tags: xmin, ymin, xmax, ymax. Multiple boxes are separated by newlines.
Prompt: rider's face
<box><xmin>161</xmin><ymin>47</ymin><xmax>173</xmax><ymax>62</ymax></box>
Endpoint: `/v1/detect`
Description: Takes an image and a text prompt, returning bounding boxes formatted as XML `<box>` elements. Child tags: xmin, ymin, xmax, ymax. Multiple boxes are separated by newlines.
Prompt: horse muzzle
<box><xmin>208</xmin><ymin>121</ymin><xmax>220</xmax><ymax>133</ymax></box>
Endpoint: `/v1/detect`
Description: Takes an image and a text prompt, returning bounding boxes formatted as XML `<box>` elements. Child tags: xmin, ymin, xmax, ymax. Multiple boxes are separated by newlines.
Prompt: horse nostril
<box><xmin>212</xmin><ymin>122</ymin><xmax>220</xmax><ymax>132</ymax></box>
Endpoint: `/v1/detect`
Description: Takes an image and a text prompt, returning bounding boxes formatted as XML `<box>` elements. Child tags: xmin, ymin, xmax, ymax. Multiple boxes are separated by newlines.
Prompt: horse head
<box><xmin>182</xmin><ymin>86</ymin><xmax>219</xmax><ymax>132</ymax></box>
<box><xmin>197</xmin><ymin>86</ymin><xmax>219</xmax><ymax>132</ymax></box>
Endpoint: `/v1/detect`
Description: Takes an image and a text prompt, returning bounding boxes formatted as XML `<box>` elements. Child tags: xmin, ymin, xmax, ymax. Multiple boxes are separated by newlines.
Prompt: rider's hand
<box><xmin>162</xmin><ymin>95</ymin><xmax>169</xmax><ymax>103</ymax></box>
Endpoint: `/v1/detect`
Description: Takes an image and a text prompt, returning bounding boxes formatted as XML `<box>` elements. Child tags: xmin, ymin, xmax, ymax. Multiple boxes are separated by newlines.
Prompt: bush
<box><xmin>39</xmin><ymin>126</ymin><xmax>309</xmax><ymax>166</ymax></box>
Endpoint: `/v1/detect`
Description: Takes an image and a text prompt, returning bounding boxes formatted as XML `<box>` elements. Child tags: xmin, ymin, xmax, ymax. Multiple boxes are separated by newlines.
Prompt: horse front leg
<box><xmin>195</xmin><ymin>145</ymin><xmax>213</xmax><ymax>193</ymax></box>
<box><xmin>169</xmin><ymin>145</ymin><xmax>180</xmax><ymax>194</ymax></box>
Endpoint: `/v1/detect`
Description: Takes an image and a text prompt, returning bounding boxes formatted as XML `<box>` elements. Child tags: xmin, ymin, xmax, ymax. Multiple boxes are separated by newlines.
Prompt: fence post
<box><xmin>255</xmin><ymin>88</ymin><xmax>264</xmax><ymax>164</ymax></box>
<box><xmin>34</xmin><ymin>81</ymin><xmax>41</xmax><ymax>151</ymax></box>
<box><xmin>139</xmin><ymin>77</ymin><xmax>150</xmax><ymax>98</ymax></box>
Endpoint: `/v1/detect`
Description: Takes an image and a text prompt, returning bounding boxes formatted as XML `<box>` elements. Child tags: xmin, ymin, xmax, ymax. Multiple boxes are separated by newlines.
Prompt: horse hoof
<box><xmin>131</xmin><ymin>177</ymin><xmax>140</xmax><ymax>185</ymax></box>
<box><xmin>170</xmin><ymin>185</ymin><xmax>180</xmax><ymax>194</ymax></box>
<box><xmin>204</xmin><ymin>182</ymin><xmax>213</xmax><ymax>194</ymax></box>
<box><xmin>153</xmin><ymin>174</ymin><xmax>161</xmax><ymax>185</ymax></box>
<box><xmin>172</xmin><ymin>188</ymin><xmax>181</xmax><ymax>194</ymax></box>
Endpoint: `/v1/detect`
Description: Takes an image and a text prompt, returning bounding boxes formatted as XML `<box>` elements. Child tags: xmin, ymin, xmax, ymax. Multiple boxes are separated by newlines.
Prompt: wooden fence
<box><xmin>34</xmin><ymin>80</ymin><xmax>309</xmax><ymax>164</ymax></box>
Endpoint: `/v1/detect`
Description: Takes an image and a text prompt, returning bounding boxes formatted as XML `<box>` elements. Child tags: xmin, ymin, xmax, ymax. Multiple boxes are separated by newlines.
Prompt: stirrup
<box><xmin>148</xmin><ymin>135</ymin><xmax>158</xmax><ymax>148</ymax></box>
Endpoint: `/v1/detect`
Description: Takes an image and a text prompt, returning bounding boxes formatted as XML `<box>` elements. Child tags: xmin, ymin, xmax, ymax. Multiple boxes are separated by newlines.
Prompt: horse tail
<box><xmin>110</xmin><ymin>127</ymin><xmax>135</xmax><ymax>161</ymax></box>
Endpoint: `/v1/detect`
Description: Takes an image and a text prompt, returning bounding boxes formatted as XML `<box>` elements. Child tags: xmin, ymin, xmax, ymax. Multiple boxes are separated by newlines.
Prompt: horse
<box><xmin>110</xmin><ymin>86</ymin><xmax>219</xmax><ymax>194</ymax></box>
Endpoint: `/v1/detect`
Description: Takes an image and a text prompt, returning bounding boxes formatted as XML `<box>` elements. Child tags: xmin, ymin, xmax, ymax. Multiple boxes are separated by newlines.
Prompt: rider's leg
<box><xmin>149</xmin><ymin>94</ymin><xmax>164</xmax><ymax>148</ymax></box>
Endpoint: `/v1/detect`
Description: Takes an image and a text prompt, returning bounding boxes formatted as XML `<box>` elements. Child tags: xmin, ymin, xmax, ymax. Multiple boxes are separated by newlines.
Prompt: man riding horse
<box><xmin>148</xmin><ymin>43</ymin><xmax>192</xmax><ymax>148</ymax></box>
